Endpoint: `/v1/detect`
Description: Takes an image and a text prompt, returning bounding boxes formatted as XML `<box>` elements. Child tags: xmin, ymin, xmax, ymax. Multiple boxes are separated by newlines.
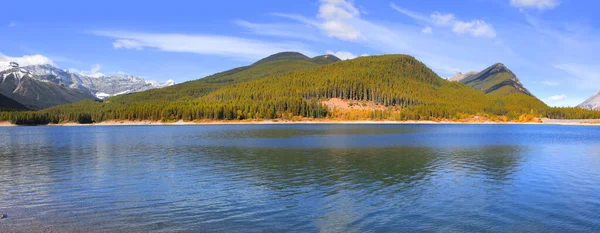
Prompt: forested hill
<box><xmin>2</xmin><ymin>54</ymin><xmax>600</xmax><ymax>125</ymax></box>
<box><xmin>107</xmin><ymin>52</ymin><xmax>340</xmax><ymax>105</ymax></box>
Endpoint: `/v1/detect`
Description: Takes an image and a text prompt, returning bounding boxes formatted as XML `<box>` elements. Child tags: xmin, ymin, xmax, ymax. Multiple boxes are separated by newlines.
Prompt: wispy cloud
<box><xmin>430</xmin><ymin>12</ymin><xmax>455</xmax><ymax>26</ymax></box>
<box><xmin>318</xmin><ymin>0</ymin><xmax>361</xmax><ymax>41</ymax></box>
<box><xmin>391</xmin><ymin>3</ymin><xmax>496</xmax><ymax>38</ymax></box>
<box><xmin>113</xmin><ymin>39</ymin><xmax>144</xmax><ymax>50</ymax></box>
<box><xmin>89</xmin><ymin>30</ymin><xmax>316</xmax><ymax>61</ymax></box>
<box><xmin>510</xmin><ymin>0</ymin><xmax>560</xmax><ymax>10</ymax></box>
<box><xmin>548</xmin><ymin>94</ymin><xmax>567</xmax><ymax>101</ymax></box>
<box><xmin>8</xmin><ymin>22</ymin><xmax>16</xmax><ymax>27</ymax></box>
<box><xmin>452</xmin><ymin>20</ymin><xmax>496</xmax><ymax>38</ymax></box>
<box><xmin>421</xmin><ymin>26</ymin><xmax>433</xmax><ymax>34</ymax></box>
<box><xmin>541</xmin><ymin>81</ymin><xmax>559</xmax><ymax>86</ymax></box>
<box><xmin>234</xmin><ymin>20</ymin><xmax>321</xmax><ymax>41</ymax></box>
<box><xmin>554</xmin><ymin>63</ymin><xmax>600</xmax><ymax>90</ymax></box>
<box><xmin>68</xmin><ymin>64</ymin><xmax>105</xmax><ymax>78</ymax></box>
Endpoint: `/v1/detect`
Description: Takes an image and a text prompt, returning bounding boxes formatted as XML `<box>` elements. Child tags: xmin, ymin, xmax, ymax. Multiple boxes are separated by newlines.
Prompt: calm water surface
<box><xmin>0</xmin><ymin>124</ymin><xmax>599</xmax><ymax>232</ymax></box>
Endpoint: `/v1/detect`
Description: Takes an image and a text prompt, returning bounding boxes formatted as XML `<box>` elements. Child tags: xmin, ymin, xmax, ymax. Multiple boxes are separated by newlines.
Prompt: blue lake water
<box><xmin>0</xmin><ymin>124</ymin><xmax>599</xmax><ymax>232</ymax></box>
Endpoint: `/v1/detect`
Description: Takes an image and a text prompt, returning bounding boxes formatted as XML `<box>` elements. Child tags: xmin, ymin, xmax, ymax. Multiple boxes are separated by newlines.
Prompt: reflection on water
<box><xmin>0</xmin><ymin>125</ymin><xmax>599</xmax><ymax>232</ymax></box>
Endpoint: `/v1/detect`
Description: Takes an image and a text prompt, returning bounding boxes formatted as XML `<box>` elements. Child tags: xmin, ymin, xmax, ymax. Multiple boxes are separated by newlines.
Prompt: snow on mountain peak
<box><xmin>2</xmin><ymin>63</ymin><xmax>173</xmax><ymax>99</ymax></box>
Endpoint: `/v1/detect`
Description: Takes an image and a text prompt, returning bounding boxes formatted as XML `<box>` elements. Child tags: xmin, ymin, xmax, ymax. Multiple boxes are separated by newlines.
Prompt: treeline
<box><xmin>1</xmin><ymin>55</ymin><xmax>599</xmax><ymax>125</ymax></box>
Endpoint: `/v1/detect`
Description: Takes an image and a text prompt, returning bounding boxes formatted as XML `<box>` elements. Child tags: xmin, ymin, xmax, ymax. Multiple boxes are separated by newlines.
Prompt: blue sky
<box><xmin>1</xmin><ymin>0</ymin><xmax>600</xmax><ymax>106</ymax></box>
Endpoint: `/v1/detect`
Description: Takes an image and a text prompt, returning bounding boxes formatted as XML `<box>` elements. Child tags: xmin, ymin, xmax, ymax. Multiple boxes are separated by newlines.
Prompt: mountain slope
<box><xmin>108</xmin><ymin>52</ymin><xmax>339</xmax><ymax>104</ymax></box>
<box><xmin>578</xmin><ymin>90</ymin><xmax>600</xmax><ymax>110</ymax></box>
<box><xmin>460</xmin><ymin>63</ymin><xmax>533</xmax><ymax>97</ymax></box>
<box><xmin>0</xmin><ymin>68</ymin><xmax>97</xmax><ymax>110</ymax></box>
<box><xmin>0</xmin><ymin>93</ymin><xmax>28</xmax><ymax>111</ymax></box>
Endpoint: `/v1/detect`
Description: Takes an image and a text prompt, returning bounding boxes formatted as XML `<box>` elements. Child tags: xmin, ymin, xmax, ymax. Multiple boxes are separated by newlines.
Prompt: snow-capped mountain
<box><xmin>578</xmin><ymin>90</ymin><xmax>600</xmax><ymax>110</ymax></box>
<box><xmin>0</xmin><ymin>67</ymin><xmax>96</xmax><ymax>110</ymax></box>
<box><xmin>17</xmin><ymin>64</ymin><xmax>175</xmax><ymax>99</ymax></box>
<box><xmin>0</xmin><ymin>62</ymin><xmax>175</xmax><ymax>109</ymax></box>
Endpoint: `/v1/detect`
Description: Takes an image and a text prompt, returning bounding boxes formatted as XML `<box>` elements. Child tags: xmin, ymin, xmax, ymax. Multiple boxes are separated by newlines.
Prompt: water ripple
<box><xmin>1</xmin><ymin>125</ymin><xmax>600</xmax><ymax>232</ymax></box>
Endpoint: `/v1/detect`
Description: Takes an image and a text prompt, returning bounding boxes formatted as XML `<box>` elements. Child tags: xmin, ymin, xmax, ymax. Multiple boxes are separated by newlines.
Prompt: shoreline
<box><xmin>1</xmin><ymin>119</ymin><xmax>599</xmax><ymax>127</ymax></box>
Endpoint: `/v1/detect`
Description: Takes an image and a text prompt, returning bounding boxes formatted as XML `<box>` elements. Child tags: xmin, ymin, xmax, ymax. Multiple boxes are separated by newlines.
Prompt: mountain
<box><xmin>448</xmin><ymin>71</ymin><xmax>477</xmax><ymax>82</ymax></box>
<box><xmin>309</xmin><ymin>55</ymin><xmax>342</xmax><ymax>65</ymax></box>
<box><xmin>11</xmin><ymin>54</ymin><xmax>561</xmax><ymax>125</ymax></box>
<box><xmin>107</xmin><ymin>52</ymin><xmax>340</xmax><ymax>105</ymax></box>
<box><xmin>20</xmin><ymin>64</ymin><xmax>174</xmax><ymax>99</ymax></box>
<box><xmin>7</xmin><ymin>53</ymin><xmax>600</xmax><ymax>125</ymax></box>
<box><xmin>0</xmin><ymin>67</ymin><xmax>97</xmax><ymax>110</ymax></box>
<box><xmin>578</xmin><ymin>90</ymin><xmax>600</xmax><ymax>110</ymax></box>
<box><xmin>0</xmin><ymin>93</ymin><xmax>28</xmax><ymax>111</ymax></box>
<box><xmin>252</xmin><ymin>51</ymin><xmax>310</xmax><ymax>65</ymax></box>
<box><xmin>0</xmin><ymin>62</ymin><xmax>175</xmax><ymax>109</ymax></box>
<box><xmin>460</xmin><ymin>63</ymin><xmax>533</xmax><ymax>97</ymax></box>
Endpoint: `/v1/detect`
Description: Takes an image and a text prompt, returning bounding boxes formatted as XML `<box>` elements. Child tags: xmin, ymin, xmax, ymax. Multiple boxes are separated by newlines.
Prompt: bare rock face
<box><xmin>578</xmin><ymin>90</ymin><xmax>600</xmax><ymax>110</ymax></box>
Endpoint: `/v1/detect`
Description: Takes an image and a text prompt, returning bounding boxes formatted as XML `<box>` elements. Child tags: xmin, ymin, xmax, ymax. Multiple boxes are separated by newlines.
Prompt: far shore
<box><xmin>1</xmin><ymin>119</ymin><xmax>599</xmax><ymax>127</ymax></box>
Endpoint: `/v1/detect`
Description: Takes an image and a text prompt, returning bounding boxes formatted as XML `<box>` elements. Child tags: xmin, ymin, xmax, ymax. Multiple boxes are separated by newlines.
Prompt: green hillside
<box><xmin>2</xmin><ymin>54</ymin><xmax>599</xmax><ymax>125</ymax></box>
<box><xmin>109</xmin><ymin>52</ymin><xmax>336</xmax><ymax>105</ymax></box>
<box><xmin>461</xmin><ymin>63</ymin><xmax>533</xmax><ymax>97</ymax></box>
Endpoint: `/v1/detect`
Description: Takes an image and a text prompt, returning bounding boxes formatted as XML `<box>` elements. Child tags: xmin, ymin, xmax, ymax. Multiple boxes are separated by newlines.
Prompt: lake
<box><xmin>1</xmin><ymin>124</ymin><xmax>599</xmax><ymax>232</ymax></box>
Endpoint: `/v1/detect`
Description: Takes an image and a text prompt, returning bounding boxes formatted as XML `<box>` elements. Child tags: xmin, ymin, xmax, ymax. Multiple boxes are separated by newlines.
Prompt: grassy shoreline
<box><xmin>1</xmin><ymin>119</ymin><xmax>599</xmax><ymax>127</ymax></box>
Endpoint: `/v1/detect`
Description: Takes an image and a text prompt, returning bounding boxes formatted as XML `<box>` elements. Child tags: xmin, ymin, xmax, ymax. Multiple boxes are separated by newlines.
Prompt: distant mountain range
<box><xmin>0</xmin><ymin>63</ymin><xmax>174</xmax><ymax>110</ymax></box>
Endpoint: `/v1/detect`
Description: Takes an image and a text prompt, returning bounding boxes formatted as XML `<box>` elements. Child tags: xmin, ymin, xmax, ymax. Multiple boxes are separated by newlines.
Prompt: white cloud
<box><xmin>0</xmin><ymin>53</ymin><xmax>54</xmax><ymax>69</ymax></box>
<box><xmin>234</xmin><ymin>20</ymin><xmax>321</xmax><ymax>41</ymax></box>
<box><xmin>453</xmin><ymin>20</ymin><xmax>496</xmax><ymax>38</ymax></box>
<box><xmin>421</xmin><ymin>26</ymin><xmax>433</xmax><ymax>34</ymax></box>
<box><xmin>90</xmin><ymin>30</ymin><xmax>315</xmax><ymax>61</ymax></box>
<box><xmin>392</xmin><ymin>4</ymin><xmax>496</xmax><ymax>38</ymax></box>
<box><xmin>68</xmin><ymin>64</ymin><xmax>105</xmax><ymax>78</ymax></box>
<box><xmin>325</xmin><ymin>50</ymin><xmax>357</xmax><ymax>60</ymax></box>
<box><xmin>8</xmin><ymin>22</ymin><xmax>16</xmax><ymax>27</ymax></box>
<box><xmin>554</xmin><ymin>64</ymin><xmax>600</xmax><ymax>90</ymax></box>
<box><xmin>542</xmin><ymin>81</ymin><xmax>559</xmax><ymax>86</ymax></box>
<box><xmin>317</xmin><ymin>0</ymin><xmax>361</xmax><ymax>41</ymax></box>
<box><xmin>510</xmin><ymin>0</ymin><xmax>559</xmax><ymax>10</ymax></box>
<box><xmin>430</xmin><ymin>12</ymin><xmax>455</xmax><ymax>26</ymax></box>
<box><xmin>390</xmin><ymin>3</ymin><xmax>430</xmax><ymax>22</ymax></box>
<box><xmin>113</xmin><ymin>39</ymin><xmax>144</xmax><ymax>50</ymax></box>
<box><xmin>548</xmin><ymin>94</ymin><xmax>567</xmax><ymax>101</ymax></box>
<box><xmin>271</xmin><ymin>13</ymin><xmax>321</xmax><ymax>27</ymax></box>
